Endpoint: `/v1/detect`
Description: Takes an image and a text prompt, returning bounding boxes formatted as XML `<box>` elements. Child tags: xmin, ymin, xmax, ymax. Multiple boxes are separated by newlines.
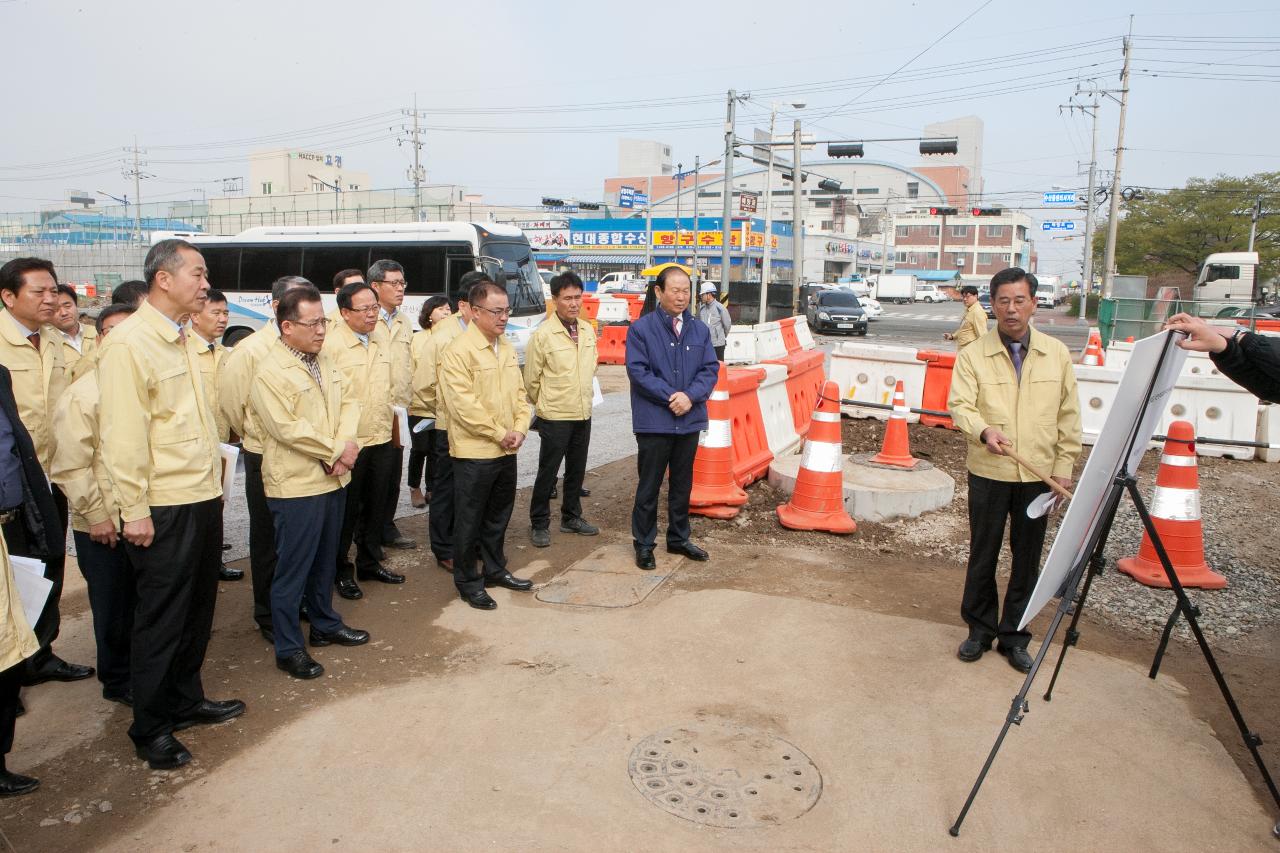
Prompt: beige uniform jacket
<box><xmin>0</xmin><ymin>310</ymin><xmax>66</xmax><ymax>470</ymax></box>
<box><xmin>0</xmin><ymin>536</ymin><xmax>40</xmax><ymax>673</ymax></box>
<box><xmin>98</xmin><ymin>301</ymin><xmax>222</xmax><ymax>521</ymax></box>
<box><xmin>323</xmin><ymin>320</ymin><xmax>393</xmax><ymax>447</ymax></box>
<box><xmin>948</xmin><ymin>326</ymin><xmax>1082</xmax><ymax>482</ymax></box>
<box><xmin>61</xmin><ymin>324</ymin><xmax>98</xmax><ymax>383</ymax></box>
<box><xmin>49</xmin><ymin>370</ymin><xmax>118</xmax><ymax>533</ymax></box>
<box><xmin>523</xmin><ymin>315</ymin><xmax>597</xmax><ymax>421</ymax></box>
<box><xmin>439</xmin><ymin>322</ymin><xmax>531</xmax><ymax>459</ymax></box>
<box><xmin>952</xmin><ymin>301</ymin><xmax>990</xmax><ymax>349</ymax></box>
<box><xmin>188</xmin><ymin>331</ymin><xmax>230</xmax><ymax>443</ymax></box>
<box><xmin>381</xmin><ymin>308</ymin><xmax>414</xmax><ymax>408</ymax></box>
<box><xmin>248</xmin><ymin>340</ymin><xmax>359</xmax><ymax>499</ymax></box>
<box><xmin>409</xmin><ymin>330</ymin><xmax>436</xmax><ymax>418</ymax></box>
<box><xmin>218</xmin><ymin>322</ymin><xmax>279</xmax><ymax>454</ymax></box>
<box><xmin>419</xmin><ymin>316</ymin><xmax>467</xmax><ymax>431</ymax></box>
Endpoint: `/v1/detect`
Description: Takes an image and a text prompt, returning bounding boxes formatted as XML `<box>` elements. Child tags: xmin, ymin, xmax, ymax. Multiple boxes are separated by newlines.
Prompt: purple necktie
<box><xmin>1009</xmin><ymin>341</ymin><xmax>1024</xmax><ymax>381</ymax></box>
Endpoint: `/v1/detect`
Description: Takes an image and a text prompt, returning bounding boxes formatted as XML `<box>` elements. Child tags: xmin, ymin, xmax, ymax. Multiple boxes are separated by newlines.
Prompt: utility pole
<box><xmin>398</xmin><ymin>95</ymin><xmax>427</xmax><ymax>221</ymax></box>
<box><xmin>692</xmin><ymin>155</ymin><xmax>701</xmax><ymax>274</ymax></box>
<box><xmin>759</xmin><ymin>108</ymin><xmax>778</xmax><ymax>323</ymax></box>
<box><xmin>1062</xmin><ymin>81</ymin><xmax>1102</xmax><ymax>322</ymax></box>
<box><xmin>791</xmin><ymin>118</ymin><xmax>804</xmax><ymax>311</ymax></box>
<box><xmin>1248</xmin><ymin>194</ymin><xmax>1262</xmax><ymax>251</ymax></box>
<box><xmin>675</xmin><ymin>162</ymin><xmax>683</xmax><ymax>254</ymax></box>
<box><xmin>122</xmin><ymin>136</ymin><xmax>149</xmax><ymax>242</ymax></box>
<box><xmin>645</xmin><ymin>175</ymin><xmax>653</xmax><ymax>268</ymax></box>
<box><xmin>1101</xmin><ymin>24</ymin><xmax>1133</xmax><ymax>299</ymax></box>
<box><xmin>721</xmin><ymin>90</ymin><xmax>740</xmax><ymax>289</ymax></box>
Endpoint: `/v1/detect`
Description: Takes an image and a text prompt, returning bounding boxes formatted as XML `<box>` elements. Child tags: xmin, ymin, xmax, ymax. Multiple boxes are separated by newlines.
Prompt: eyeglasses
<box><xmin>347</xmin><ymin>304</ymin><xmax>380</xmax><ymax>314</ymax></box>
<box><xmin>475</xmin><ymin>305</ymin><xmax>512</xmax><ymax>318</ymax></box>
<box><xmin>994</xmin><ymin>297</ymin><xmax>1032</xmax><ymax>308</ymax></box>
<box><xmin>289</xmin><ymin>318</ymin><xmax>328</xmax><ymax>330</ymax></box>
<box><xmin>377</xmin><ymin>281</ymin><xmax>407</xmax><ymax>290</ymax></box>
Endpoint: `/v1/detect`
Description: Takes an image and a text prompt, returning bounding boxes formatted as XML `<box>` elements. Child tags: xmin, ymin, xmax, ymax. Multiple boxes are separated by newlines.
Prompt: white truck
<box><xmin>874</xmin><ymin>273</ymin><xmax>919</xmax><ymax>304</ymax></box>
<box><xmin>1194</xmin><ymin>251</ymin><xmax>1259</xmax><ymax>307</ymax></box>
<box><xmin>1035</xmin><ymin>274</ymin><xmax>1065</xmax><ymax>307</ymax></box>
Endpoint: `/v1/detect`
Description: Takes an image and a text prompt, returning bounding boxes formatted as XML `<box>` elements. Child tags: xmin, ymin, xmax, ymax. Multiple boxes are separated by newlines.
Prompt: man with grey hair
<box><xmin>367</xmin><ymin>259</ymin><xmax>417</xmax><ymax>551</ymax></box>
<box><xmin>219</xmin><ymin>275</ymin><xmax>314</xmax><ymax>644</ymax></box>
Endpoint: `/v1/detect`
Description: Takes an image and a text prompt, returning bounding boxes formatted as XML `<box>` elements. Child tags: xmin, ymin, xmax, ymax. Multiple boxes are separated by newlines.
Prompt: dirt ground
<box><xmin>5</xmin><ymin>415</ymin><xmax>1279</xmax><ymax>850</ymax></box>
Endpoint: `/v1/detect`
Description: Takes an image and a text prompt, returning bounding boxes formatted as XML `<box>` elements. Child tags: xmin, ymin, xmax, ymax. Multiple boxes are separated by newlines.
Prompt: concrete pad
<box><xmin>536</xmin><ymin>545</ymin><xmax>680</xmax><ymax>608</ymax></box>
<box><xmin>769</xmin><ymin>452</ymin><xmax>956</xmax><ymax>522</ymax></box>
<box><xmin>99</xmin><ymin>590</ymin><xmax>1274</xmax><ymax>852</ymax></box>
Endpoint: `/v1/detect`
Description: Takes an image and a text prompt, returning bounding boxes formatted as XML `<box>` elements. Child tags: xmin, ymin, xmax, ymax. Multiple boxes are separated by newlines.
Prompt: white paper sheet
<box><xmin>392</xmin><ymin>406</ymin><xmax>410</xmax><ymax>449</ymax></box>
<box><xmin>412</xmin><ymin>417</ymin><xmax>435</xmax><ymax>433</ymax></box>
<box><xmin>9</xmin><ymin>556</ymin><xmax>52</xmax><ymax>629</ymax></box>
<box><xmin>592</xmin><ymin>377</ymin><xmax>604</xmax><ymax>408</ymax></box>
<box><xmin>219</xmin><ymin>443</ymin><xmax>239</xmax><ymax>502</ymax></box>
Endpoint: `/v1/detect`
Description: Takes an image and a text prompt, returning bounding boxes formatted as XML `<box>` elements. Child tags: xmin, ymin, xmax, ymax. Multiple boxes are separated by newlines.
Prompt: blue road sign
<box><xmin>619</xmin><ymin>186</ymin><xmax>635</xmax><ymax>209</ymax></box>
<box><xmin>1043</xmin><ymin>191</ymin><xmax>1075</xmax><ymax>206</ymax></box>
<box><xmin>633</xmin><ymin>192</ymin><xmax>649</xmax><ymax>207</ymax></box>
<box><xmin>1041</xmin><ymin>220</ymin><xmax>1077</xmax><ymax>232</ymax></box>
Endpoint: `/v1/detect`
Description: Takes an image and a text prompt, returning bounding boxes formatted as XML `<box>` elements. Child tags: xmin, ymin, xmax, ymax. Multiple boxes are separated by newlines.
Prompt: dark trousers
<box><xmin>337</xmin><ymin>442</ymin><xmax>395</xmax><ymax>580</ymax></box>
<box><xmin>531</xmin><ymin>419</ymin><xmax>591</xmax><ymax>530</ymax></box>
<box><xmin>428</xmin><ymin>430</ymin><xmax>454</xmax><ymax>561</ymax></box>
<box><xmin>714</xmin><ymin>345</ymin><xmax>726</xmax><ymax>361</ymax></box>
<box><xmin>631</xmin><ymin>432</ymin><xmax>700</xmax><ymax>550</ymax></box>
<box><xmin>268</xmin><ymin>489</ymin><xmax>345</xmax><ymax>658</ymax></box>
<box><xmin>242</xmin><ymin>450</ymin><xmax>278</xmax><ymax>632</ymax></box>
<box><xmin>382</xmin><ymin>444</ymin><xmax>405</xmax><ymax>543</ymax></box>
<box><xmin>3</xmin><ymin>494</ymin><xmax>66</xmax><ymax>674</ymax></box>
<box><xmin>452</xmin><ymin>456</ymin><xmax>516</xmax><ymax>596</ymax></box>
<box><xmin>72</xmin><ymin>530</ymin><xmax>136</xmax><ymax>697</ymax></box>
<box><xmin>0</xmin><ymin>664</ymin><xmax>20</xmax><ymax>760</ymax></box>
<box><xmin>962</xmin><ymin>473</ymin><xmax>1050</xmax><ymax>649</ymax></box>
<box><xmin>406</xmin><ymin>417</ymin><xmax>434</xmax><ymax>491</ymax></box>
<box><xmin>124</xmin><ymin>498</ymin><xmax>221</xmax><ymax>742</ymax></box>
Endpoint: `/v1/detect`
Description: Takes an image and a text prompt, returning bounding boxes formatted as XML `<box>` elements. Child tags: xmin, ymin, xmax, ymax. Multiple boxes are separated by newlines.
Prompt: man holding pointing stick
<box><xmin>947</xmin><ymin>268</ymin><xmax>1081</xmax><ymax>673</ymax></box>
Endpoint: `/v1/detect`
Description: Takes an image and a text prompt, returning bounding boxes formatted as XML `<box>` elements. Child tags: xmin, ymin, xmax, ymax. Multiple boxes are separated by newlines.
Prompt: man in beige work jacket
<box><xmin>944</xmin><ymin>285</ymin><xmax>989</xmax><ymax>348</ymax></box>
<box><xmin>948</xmin><ymin>268</ymin><xmax>1081</xmax><ymax>674</ymax></box>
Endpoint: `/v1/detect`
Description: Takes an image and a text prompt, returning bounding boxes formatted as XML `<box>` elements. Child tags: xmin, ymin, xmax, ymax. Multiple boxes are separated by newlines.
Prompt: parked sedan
<box><xmin>978</xmin><ymin>291</ymin><xmax>995</xmax><ymax>318</ymax></box>
<box><xmin>857</xmin><ymin>294</ymin><xmax>884</xmax><ymax>320</ymax></box>
<box><xmin>807</xmin><ymin>290</ymin><xmax>869</xmax><ymax>335</ymax></box>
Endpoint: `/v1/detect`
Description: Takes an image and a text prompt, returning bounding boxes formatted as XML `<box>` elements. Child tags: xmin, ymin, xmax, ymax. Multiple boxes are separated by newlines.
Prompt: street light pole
<box><xmin>721</xmin><ymin>90</ymin><xmax>738</xmax><ymax>289</ymax></box>
<box><xmin>692</xmin><ymin>155</ymin><xmax>700</xmax><ymax>274</ymax></box>
<box><xmin>1101</xmin><ymin>26</ymin><xmax>1132</xmax><ymax>299</ymax></box>
<box><xmin>758</xmin><ymin>108</ymin><xmax>777</xmax><ymax>323</ymax></box>
<box><xmin>791</xmin><ymin>118</ymin><xmax>804</xmax><ymax>312</ymax></box>
<box><xmin>675</xmin><ymin>162</ymin><xmax>683</xmax><ymax>254</ymax></box>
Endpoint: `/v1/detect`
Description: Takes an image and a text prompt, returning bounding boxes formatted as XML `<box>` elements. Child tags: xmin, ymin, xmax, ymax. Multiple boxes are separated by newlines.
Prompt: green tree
<box><xmin>1093</xmin><ymin>171</ymin><xmax>1280</xmax><ymax>289</ymax></box>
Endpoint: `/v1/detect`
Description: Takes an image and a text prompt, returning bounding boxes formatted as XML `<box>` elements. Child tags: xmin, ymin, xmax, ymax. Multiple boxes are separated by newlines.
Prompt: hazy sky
<box><xmin>3</xmin><ymin>0</ymin><xmax>1278</xmax><ymax>276</ymax></box>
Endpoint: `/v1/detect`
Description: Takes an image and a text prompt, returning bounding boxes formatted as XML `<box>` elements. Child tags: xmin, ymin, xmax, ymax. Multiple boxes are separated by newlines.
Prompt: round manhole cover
<box><xmin>627</xmin><ymin>723</ymin><xmax>822</xmax><ymax>828</ymax></box>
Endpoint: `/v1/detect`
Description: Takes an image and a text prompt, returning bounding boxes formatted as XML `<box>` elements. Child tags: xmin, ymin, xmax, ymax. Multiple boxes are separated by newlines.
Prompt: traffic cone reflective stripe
<box><xmin>1116</xmin><ymin>420</ymin><xmax>1226</xmax><ymax>589</ymax></box>
<box><xmin>1082</xmin><ymin>328</ymin><xmax>1105</xmax><ymax>366</ymax></box>
<box><xmin>869</xmin><ymin>380</ymin><xmax>919</xmax><ymax>469</ymax></box>
<box><xmin>690</xmin><ymin>365</ymin><xmax>748</xmax><ymax>519</ymax></box>
<box><xmin>776</xmin><ymin>380</ymin><xmax>856</xmax><ymax>534</ymax></box>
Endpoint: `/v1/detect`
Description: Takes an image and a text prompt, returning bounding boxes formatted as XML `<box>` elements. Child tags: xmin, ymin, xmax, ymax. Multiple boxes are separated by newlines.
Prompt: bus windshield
<box><xmin>481</xmin><ymin>240</ymin><xmax>545</xmax><ymax>315</ymax></box>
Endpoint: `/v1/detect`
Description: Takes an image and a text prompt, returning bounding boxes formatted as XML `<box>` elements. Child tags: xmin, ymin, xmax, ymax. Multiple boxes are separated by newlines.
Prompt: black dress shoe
<box><xmin>549</xmin><ymin>485</ymin><xmax>559</xmax><ymax>500</ymax></box>
<box><xmin>173</xmin><ymin>698</ymin><xmax>246</xmax><ymax>730</ymax></box>
<box><xmin>276</xmin><ymin>650</ymin><xmax>324</xmax><ymax>679</ymax></box>
<box><xmin>259</xmin><ymin>625</ymin><xmax>275</xmax><ymax>645</ymax></box>
<box><xmin>579</xmin><ymin>487</ymin><xmax>591</xmax><ymax>498</ymax></box>
<box><xmin>135</xmin><ymin>733</ymin><xmax>192</xmax><ymax>770</ymax></box>
<box><xmin>219</xmin><ymin>563</ymin><xmax>244</xmax><ymax>581</ymax></box>
<box><xmin>356</xmin><ymin>565</ymin><xmax>406</xmax><ymax>584</ymax></box>
<box><xmin>0</xmin><ymin>770</ymin><xmax>39</xmax><ymax>797</ymax></box>
<box><xmin>383</xmin><ymin>535</ymin><xmax>418</xmax><ymax>550</ymax></box>
<box><xmin>103</xmin><ymin>689</ymin><xmax>133</xmax><ymax>707</ymax></box>
<box><xmin>23</xmin><ymin>656</ymin><xmax>95</xmax><ymax>686</ymax></box>
<box><xmin>957</xmin><ymin>637</ymin><xmax>991</xmax><ymax>662</ymax></box>
<box><xmin>636</xmin><ymin>548</ymin><xmax>656</xmax><ymax>570</ymax></box>
<box><xmin>485</xmin><ymin>572</ymin><xmax>533</xmax><ymax>591</ymax></box>
<box><xmin>560</xmin><ymin>518</ymin><xmax>599</xmax><ymax>536</ymax></box>
<box><xmin>461</xmin><ymin>590</ymin><xmax>498</xmax><ymax>610</ymax></box>
<box><xmin>299</xmin><ymin>602</ymin><xmax>310</xmax><ymax>622</ymax></box>
<box><xmin>335</xmin><ymin>578</ymin><xmax>364</xmax><ymax>600</ymax></box>
<box><xmin>666</xmin><ymin>541</ymin><xmax>709</xmax><ymax>561</ymax></box>
<box><xmin>998</xmin><ymin>645</ymin><xmax>1034</xmax><ymax>673</ymax></box>
<box><xmin>309</xmin><ymin>625</ymin><xmax>370</xmax><ymax>647</ymax></box>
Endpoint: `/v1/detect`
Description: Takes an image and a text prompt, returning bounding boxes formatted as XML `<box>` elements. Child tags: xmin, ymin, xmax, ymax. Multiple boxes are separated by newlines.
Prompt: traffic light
<box><xmin>541</xmin><ymin>197</ymin><xmax>564</xmax><ymax>207</ymax></box>
<box><xmin>817</xmin><ymin>178</ymin><xmax>842</xmax><ymax>192</ymax></box>
<box><xmin>928</xmin><ymin>206</ymin><xmax>958</xmax><ymax>216</ymax></box>
<box><xmin>578</xmin><ymin>201</ymin><xmax>601</xmax><ymax>210</ymax></box>
<box><xmin>919</xmin><ymin>138</ymin><xmax>959</xmax><ymax>156</ymax></box>
<box><xmin>970</xmin><ymin>207</ymin><xmax>1003</xmax><ymax>216</ymax></box>
<box><xmin>828</xmin><ymin>142</ymin><xmax>865</xmax><ymax>158</ymax></box>
<box><xmin>781</xmin><ymin>172</ymin><xmax>808</xmax><ymax>183</ymax></box>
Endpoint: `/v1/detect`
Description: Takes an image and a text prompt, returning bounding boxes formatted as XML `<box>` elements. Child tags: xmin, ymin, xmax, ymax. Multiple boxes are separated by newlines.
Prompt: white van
<box><xmin>914</xmin><ymin>283</ymin><xmax>941</xmax><ymax>303</ymax></box>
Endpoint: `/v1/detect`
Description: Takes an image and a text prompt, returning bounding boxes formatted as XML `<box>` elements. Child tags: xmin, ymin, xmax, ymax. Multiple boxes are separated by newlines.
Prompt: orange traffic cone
<box><xmin>1116</xmin><ymin>421</ymin><xmax>1226</xmax><ymax>589</ymax></box>
<box><xmin>690</xmin><ymin>364</ymin><xmax>748</xmax><ymax>519</ymax></box>
<box><xmin>776</xmin><ymin>380</ymin><xmax>856</xmax><ymax>534</ymax></box>
<box><xmin>869</xmin><ymin>380</ymin><xmax>920</xmax><ymax>469</ymax></box>
<box><xmin>1082</xmin><ymin>328</ymin><xmax>1105</xmax><ymax>366</ymax></box>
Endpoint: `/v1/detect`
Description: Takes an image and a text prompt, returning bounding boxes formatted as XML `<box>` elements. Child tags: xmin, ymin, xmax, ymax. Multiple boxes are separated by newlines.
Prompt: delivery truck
<box><xmin>874</xmin><ymin>273</ymin><xmax>918</xmax><ymax>304</ymax></box>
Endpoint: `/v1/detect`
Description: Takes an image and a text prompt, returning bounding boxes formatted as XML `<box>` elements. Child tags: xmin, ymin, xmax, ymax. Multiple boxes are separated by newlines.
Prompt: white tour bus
<box><xmin>152</xmin><ymin>222</ymin><xmax>547</xmax><ymax>355</ymax></box>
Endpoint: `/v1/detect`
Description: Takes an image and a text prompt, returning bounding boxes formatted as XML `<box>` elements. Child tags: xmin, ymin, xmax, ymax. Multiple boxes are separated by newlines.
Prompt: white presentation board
<box><xmin>1019</xmin><ymin>331</ymin><xmax>1188</xmax><ymax>629</ymax></box>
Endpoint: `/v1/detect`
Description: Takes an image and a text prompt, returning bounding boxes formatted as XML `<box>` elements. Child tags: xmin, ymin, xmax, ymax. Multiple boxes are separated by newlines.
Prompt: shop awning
<box><xmin>563</xmin><ymin>253</ymin><xmax>647</xmax><ymax>264</ymax></box>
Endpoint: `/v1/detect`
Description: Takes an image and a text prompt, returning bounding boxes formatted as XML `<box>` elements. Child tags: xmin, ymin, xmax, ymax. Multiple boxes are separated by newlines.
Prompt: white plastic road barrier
<box><xmin>1076</xmin><ymin>364</ymin><xmax>1260</xmax><ymax>460</ymax></box>
<box><xmin>793</xmin><ymin>316</ymin><xmax>817</xmax><ymax>351</ymax></box>
<box><xmin>594</xmin><ymin>295</ymin><xmax>630</xmax><ymax>326</ymax></box>
<box><xmin>724</xmin><ymin>327</ymin><xmax>757</xmax><ymax>364</ymax></box>
<box><xmin>753</xmin><ymin>321</ymin><xmax>789</xmax><ymax>362</ymax></box>
<box><xmin>828</xmin><ymin>342</ymin><xmax>926</xmax><ymax>423</ymax></box>
<box><xmin>1105</xmin><ymin>340</ymin><xmax>1223</xmax><ymax>379</ymax></box>
<box><xmin>756</xmin><ymin>363</ymin><xmax>801</xmax><ymax>458</ymax></box>
<box><xmin>1257</xmin><ymin>404</ymin><xmax>1280</xmax><ymax>463</ymax></box>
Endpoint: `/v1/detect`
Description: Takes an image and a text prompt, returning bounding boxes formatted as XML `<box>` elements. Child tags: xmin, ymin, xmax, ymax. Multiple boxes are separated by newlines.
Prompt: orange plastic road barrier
<box><xmin>690</xmin><ymin>364</ymin><xmax>750</xmax><ymax>519</ymax></box>
<box><xmin>1081</xmin><ymin>328</ymin><xmax>1105</xmax><ymax>366</ymax></box>
<box><xmin>615</xmin><ymin>293</ymin><xmax>644</xmax><ymax>322</ymax></box>
<box><xmin>725</xmin><ymin>366</ymin><xmax>773</xmax><ymax>486</ymax></box>
<box><xmin>870</xmin><ymin>380</ymin><xmax>920</xmax><ymax>468</ymax></box>
<box><xmin>764</xmin><ymin>349</ymin><xmax>825</xmax><ymax>439</ymax></box>
<box><xmin>580</xmin><ymin>294</ymin><xmax>601</xmax><ymax>321</ymax></box>
<box><xmin>916</xmin><ymin>350</ymin><xmax>956</xmax><ymax>430</ymax></box>
<box><xmin>1116</xmin><ymin>421</ymin><xmax>1226</xmax><ymax>589</ymax></box>
<box><xmin>778</xmin><ymin>317</ymin><xmax>802</xmax><ymax>353</ymax></box>
<box><xmin>776</xmin><ymin>380</ymin><xmax>856</xmax><ymax>534</ymax></box>
<box><xmin>596</xmin><ymin>325</ymin><xmax>629</xmax><ymax>365</ymax></box>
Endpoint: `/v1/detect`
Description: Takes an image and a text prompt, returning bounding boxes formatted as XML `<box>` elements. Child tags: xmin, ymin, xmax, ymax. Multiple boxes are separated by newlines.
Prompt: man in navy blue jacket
<box><xmin>626</xmin><ymin>267</ymin><xmax>720</xmax><ymax>570</ymax></box>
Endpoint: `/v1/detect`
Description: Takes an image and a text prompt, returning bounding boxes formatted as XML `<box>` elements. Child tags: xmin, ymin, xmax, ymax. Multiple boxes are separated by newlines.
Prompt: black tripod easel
<box><xmin>949</xmin><ymin>337</ymin><xmax>1280</xmax><ymax>838</ymax></box>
